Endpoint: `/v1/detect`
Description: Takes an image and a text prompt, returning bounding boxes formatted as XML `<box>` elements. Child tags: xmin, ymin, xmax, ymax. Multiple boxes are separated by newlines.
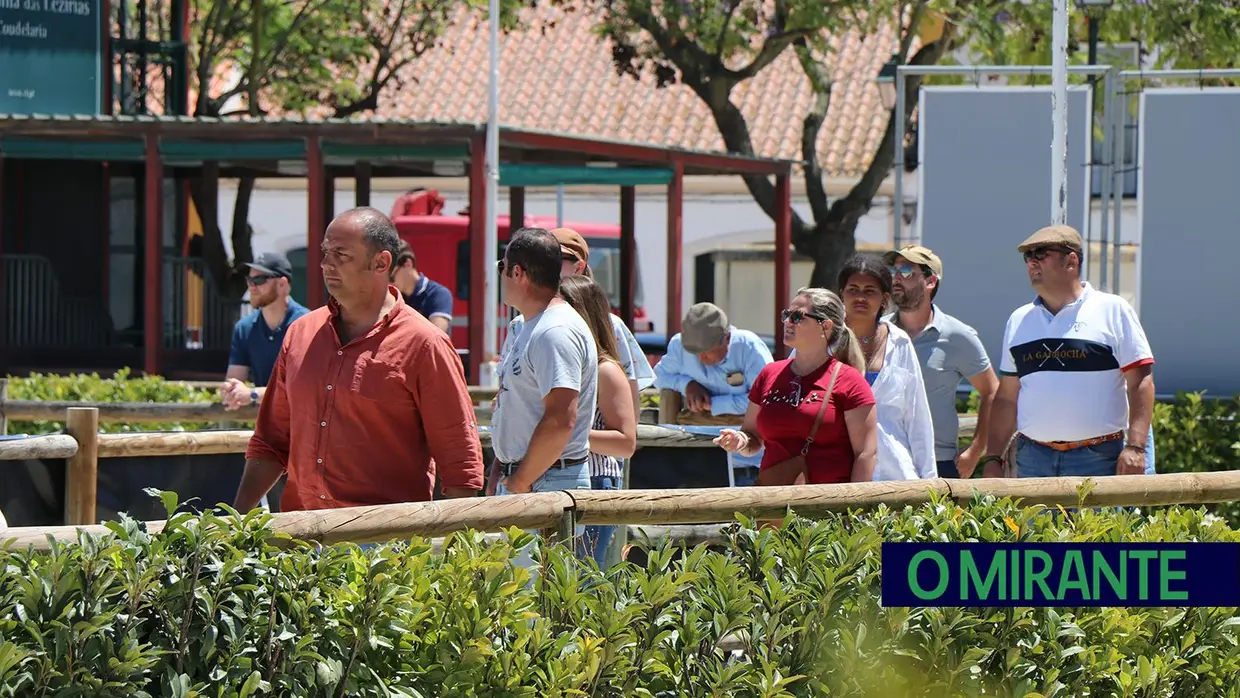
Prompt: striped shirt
<box><xmin>587</xmin><ymin>407</ymin><xmax>623</xmax><ymax>478</ymax></box>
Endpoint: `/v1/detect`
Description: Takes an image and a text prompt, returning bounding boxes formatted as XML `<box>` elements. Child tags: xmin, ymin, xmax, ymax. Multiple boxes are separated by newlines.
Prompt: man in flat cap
<box><xmin>883</xmin><ymin>244</ymin><xmax>999</xmax><ymax>479</ymax></box>
<box><xmin>651</xmin><ymin>302</ymin><xmax>773</xmax><ymax>484</ymax></box>
<box><xmin>980</xmin><ymin>225</ymin><xmax>1155</xmax><ymax>480</ymax></box>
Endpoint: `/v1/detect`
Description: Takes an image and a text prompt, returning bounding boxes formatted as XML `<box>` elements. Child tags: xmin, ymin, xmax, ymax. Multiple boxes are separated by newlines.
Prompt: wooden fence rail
<box><xmin>0</xmin><ymin>404</ymin><xmax>977</xmax><ymax>530</ymax></box>
<box><xmin>6</xmin><ymin>470</ymin><xmax>1240</xmax><ymax>552</ymax></box>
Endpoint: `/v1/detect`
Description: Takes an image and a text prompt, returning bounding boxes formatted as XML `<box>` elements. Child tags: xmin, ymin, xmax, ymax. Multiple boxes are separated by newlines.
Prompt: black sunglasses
<box><xmin>1023</xmin><ymin>246</ymin><xmax>1074</xmax><ymax>263</ymax></box>
<box><xmin>781</xmin><ymin>308</ymin><xmax>827</xmax><ymax>324</ymax></box>
<box><xmin>246</xmin><ymin>274</ymin><xmax>278</xmax><ymax>286</ymax></box>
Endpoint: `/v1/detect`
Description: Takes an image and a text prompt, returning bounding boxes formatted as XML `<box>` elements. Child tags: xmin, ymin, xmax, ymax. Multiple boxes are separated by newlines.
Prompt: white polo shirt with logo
<box><xmin>999</xmin><ymin>283</ymin><xmax>1154</xmax><ymax>443</ymax></box>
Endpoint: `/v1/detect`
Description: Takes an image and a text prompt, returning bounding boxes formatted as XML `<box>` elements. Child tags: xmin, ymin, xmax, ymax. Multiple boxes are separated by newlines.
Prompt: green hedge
<box><xmin>2</xmin><ymin>490</ymin><xmax>1239</xmax><ymax>696</ymax></box>
<box><xmin>4</xmin><ymin>369</ymin><xmax>225</xmax><ymax>435</ymax></box>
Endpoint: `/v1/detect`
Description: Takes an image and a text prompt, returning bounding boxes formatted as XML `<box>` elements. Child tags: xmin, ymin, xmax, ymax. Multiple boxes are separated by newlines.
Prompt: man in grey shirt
<box><xmin>884</xmin><ymin>245</ymin><xmax>999</xmax><ymax>479</ymax></box>
<box><xmin>493</xmin><ymin>227</ymin><xmax>598</xmax><ymax>500</ymax></box>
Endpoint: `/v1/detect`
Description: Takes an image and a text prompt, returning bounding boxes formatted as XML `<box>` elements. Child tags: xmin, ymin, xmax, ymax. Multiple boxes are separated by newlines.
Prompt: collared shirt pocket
<box><xmin>352</xmin><ymin>357</ymin><xmax>412</xmax><ymax>404</ymax></box>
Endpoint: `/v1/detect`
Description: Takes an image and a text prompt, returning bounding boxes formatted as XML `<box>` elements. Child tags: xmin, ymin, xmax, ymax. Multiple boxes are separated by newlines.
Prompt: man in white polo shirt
<box><xmin>980</xmin><ymin>225</ymin><xmax>1155</xmax><ymax>478</ymax></box>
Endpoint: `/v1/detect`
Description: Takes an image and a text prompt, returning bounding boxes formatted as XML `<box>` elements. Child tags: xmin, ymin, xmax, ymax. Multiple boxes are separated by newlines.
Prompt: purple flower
<box><xmin>995</xmin><ymin>10</ymin><xmax>1012</xmax><ymax>23</ymax></box>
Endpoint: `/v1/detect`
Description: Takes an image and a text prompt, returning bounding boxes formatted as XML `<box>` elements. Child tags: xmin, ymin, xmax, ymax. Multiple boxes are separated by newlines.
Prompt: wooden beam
<box><xmin>619</xmin><ymin>185</ymin><xmax>637</xmax><ymax>328</ymax></box>
<box><xmin>8</xmin><ymin>470</ymin><xmax>1240</xmax><ymax>551</ymax></box>
<box><xmin>64</xmin><ymin>408</ymin><xmax>99</xmax><ymax>526</ymax></box>
<box><xmin>666</xmin><ymin>161</ymin><xmax>684</xmax><ymax>337</ymax></box>
<box><xmin>0</xmin><ymin>434</ymin><xmax>77</xmax><ymax>460</ymax></box>
<box><xmin>143</xmin><ymin>130</ymin><xmax>164</xmax><ymax>376</ymax></box>
<box><xmin>306</xmin><ymin>135</ymin><xmax>326</xmax><ymax>308</ymax></box>
<box><xmin>773</xmin><ymin>173</ymin><xmax>792</xmax><ymax>359</ymax></box>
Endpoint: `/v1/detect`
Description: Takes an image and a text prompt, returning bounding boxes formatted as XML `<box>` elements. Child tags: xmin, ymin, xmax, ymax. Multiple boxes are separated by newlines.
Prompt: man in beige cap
<box><xmin>979</xmin><ymin>224</ymin><xmax>1155</xmax><ymax>480</ymax></box>
<box><xmin>883</xmin><ymin>244</ymin><xmax>998</xmax><ymax>479</ymax></box>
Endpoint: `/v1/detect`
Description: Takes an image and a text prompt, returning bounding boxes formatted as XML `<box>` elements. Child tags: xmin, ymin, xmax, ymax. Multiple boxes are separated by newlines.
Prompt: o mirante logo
<box><xmin>881</xmin><ymin>543</ymin><xmax>1240</xmax><ymax>607</ymax></box>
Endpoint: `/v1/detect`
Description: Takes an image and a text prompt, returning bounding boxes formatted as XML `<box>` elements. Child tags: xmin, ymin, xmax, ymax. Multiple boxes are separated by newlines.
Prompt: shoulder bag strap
<box><xmin>800</xmin><ymin>361</ymin><xmax>843</xmax><ymax>456</ymax></box>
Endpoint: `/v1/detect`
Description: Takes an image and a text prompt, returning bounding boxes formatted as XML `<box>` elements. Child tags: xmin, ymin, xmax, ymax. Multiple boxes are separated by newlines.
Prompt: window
<box><xmin>455</xmin><ymin>240</ymin><xmax>508</xmax><ymax>301</ymax></box>
<box><xmin>455</xmin><ymin>237</ymin><xmax>645</xmax><ymax>310</ymax></box>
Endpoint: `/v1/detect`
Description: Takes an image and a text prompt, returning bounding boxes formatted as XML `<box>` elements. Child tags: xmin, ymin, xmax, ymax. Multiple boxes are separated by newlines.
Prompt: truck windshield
<box><xmin>455</xmin><ymin>237</ymin><xmax>642</xmax><ymax>310</ymax></box>
<box><xmin>585</xmin><ymin>239</ymin><xmax>643</xmax><ymax>309</ymax></box>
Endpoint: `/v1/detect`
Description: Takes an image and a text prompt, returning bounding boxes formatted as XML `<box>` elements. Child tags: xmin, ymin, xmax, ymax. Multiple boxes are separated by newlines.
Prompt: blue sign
<box><xmin>0</xmin><ymin>0</ymin><xmax>101</xmax><ymax>115</ymax></box>
<box><xmin>882</xmin><ymin>542</ymin><xmax>1240</xmax><ymax>608</ymax></box>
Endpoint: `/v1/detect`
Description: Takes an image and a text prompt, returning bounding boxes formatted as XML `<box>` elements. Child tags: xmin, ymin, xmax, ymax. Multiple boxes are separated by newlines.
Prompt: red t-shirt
<box><xmin>748</xmin><ymin>358</ymin><xmax>876</xmax><ymax>484</ymax></box>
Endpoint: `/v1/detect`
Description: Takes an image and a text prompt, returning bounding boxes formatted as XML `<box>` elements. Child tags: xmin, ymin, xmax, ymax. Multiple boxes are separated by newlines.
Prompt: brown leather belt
<box><xmin>1028</xmin><ymin>430</ymin><xmax>1124</xmax><ymax>452</ymax></box>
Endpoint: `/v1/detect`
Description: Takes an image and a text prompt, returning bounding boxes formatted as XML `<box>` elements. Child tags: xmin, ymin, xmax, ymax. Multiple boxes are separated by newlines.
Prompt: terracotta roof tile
<box><xmin>304</xmin><ymin>2</ymin><xmax>903</xmax><ymax>177</ymax></box>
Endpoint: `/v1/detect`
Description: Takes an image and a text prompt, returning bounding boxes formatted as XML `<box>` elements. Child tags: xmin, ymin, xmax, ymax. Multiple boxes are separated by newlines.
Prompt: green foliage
<box><xmin>1151</xmin><ymin>392</ymin><xmax>1240</xmax><ymax>524</ymax></box>
<box><xmin>4</xmin><ymin>370</ymin><xmax>224</xmax><ymax>436</ymax></box>
<box><xmin>3</xmin><ymin>490</ymin><xmax>1240</xmax><ymax>696</ymax></box>
<box><xmin>962</xmin><ymin>0</ymin><xmax>1240</xmax><ymax>76</ymax></box>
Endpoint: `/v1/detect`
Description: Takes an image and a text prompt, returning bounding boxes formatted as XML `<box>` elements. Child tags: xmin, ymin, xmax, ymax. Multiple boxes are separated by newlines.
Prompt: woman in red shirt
<box><xmin>715</xmin><ymin>287</ymin><xmax>878</xmax><ymax>484</ymax></box>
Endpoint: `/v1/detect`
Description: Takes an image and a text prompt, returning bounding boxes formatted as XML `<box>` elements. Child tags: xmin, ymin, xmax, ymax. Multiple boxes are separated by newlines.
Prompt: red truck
<box><xmin>388</xmin><ymin>189</ymin><xmax>652</xmax><ymax>353</ymax></box>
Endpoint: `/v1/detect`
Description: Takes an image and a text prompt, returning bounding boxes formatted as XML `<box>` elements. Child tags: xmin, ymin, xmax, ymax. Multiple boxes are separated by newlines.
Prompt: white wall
<box><xmin>216</xmin><ymin>180</ymin><xmax>1141</xmax><ymax>334</ymax></box>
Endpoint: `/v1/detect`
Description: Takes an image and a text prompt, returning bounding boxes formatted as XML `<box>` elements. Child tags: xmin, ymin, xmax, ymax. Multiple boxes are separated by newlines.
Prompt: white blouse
<box><xmin>871</xmin><ymin>320</ymin><xmax>937</xmax><ymax>481</ymax></box>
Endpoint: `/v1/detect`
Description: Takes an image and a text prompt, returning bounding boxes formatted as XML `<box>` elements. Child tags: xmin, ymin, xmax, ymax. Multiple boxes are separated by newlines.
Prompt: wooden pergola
<box><xmin>0</xmin><ymin>114</ymin><xmax>799</xmax><ymax>381</ymax></box>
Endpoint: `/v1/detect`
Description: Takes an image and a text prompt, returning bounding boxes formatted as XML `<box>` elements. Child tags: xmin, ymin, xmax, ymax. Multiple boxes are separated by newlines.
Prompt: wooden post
<box><xmin>0</xmin><ymin>377</ymin><xmax>8</xmax><ymax>435</ymax></box>
<box><xmin>657</xmin><ymin>388</ymin><xmax>682</xmax><ymax>425</ymax></box>
<box><xmin>64</xmin><ymin>407</ymin><xmax>99</xmax><ymax>526</ymax></box>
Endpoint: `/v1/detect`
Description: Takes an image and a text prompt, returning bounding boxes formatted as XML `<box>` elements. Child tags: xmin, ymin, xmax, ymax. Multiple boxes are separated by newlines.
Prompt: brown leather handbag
<box><xmin>755</xmin><ymin>361</ymin><xmax>842</xmax><ymax>487</ymax></box>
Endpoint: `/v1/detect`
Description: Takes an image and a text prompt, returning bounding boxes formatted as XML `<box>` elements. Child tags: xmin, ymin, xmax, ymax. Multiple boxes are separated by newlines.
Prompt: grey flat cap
<box><xmin>681</xmin><ymin>302</ymin><xmax>729</xmax><ymax>353</ymax></box>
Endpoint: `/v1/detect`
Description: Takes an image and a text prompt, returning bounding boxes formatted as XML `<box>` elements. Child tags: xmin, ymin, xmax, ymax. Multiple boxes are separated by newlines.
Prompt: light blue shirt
<box><xmin>652</xmin><ymin>327</ymin><xmax>772</xmax><ymax>469</ymax></box>
<box><xmin>503</xmin><ymin>313</ymin><xmax>655</xmax><ymax>390</ymax></box>
<box><xmin>652</xmin><ymin>327</ymin><xmax>773</xmax><ymax>416</ymax></box>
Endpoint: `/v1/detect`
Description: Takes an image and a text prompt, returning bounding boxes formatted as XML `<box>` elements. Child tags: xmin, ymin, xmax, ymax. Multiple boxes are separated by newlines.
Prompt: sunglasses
<box><xmin>781</xmin><ymin>308</ymin><xmax>827</xmax><ymax>324</ymax></box>
<box><xmin>1023</xmin><ymin>246</ymin><xmax>1073</xmax><ymax>263</ymax></box>
<box><xmin>562</xmin><ymin>253</ymin><xmax>580</xmax><ymax>263</ymax></box>
<box><xmin>890</xmin><ymin>264</ymin><xmax>917</xmax><ymax>279</ymax></box>
<box><xmin>246</xmin><ymin>274</ymin><xmax>278</xmax><ymax>286</ymax></box>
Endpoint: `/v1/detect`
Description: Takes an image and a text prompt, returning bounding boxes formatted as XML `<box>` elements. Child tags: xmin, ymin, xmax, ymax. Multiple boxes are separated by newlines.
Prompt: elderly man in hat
<box><xmin>883</xmin><ymin>244</ymin><xmax>999</xmax><ymax>479</ymax></box>
<box><xmin>652</xmin><ymin>303</ymin><xmax>773</xmax><ymax>484</ymax></box>
<box><xmin>979</xmin><ymin>225</ymin><xmax>1155</xmax><ymax>479</ymax></box>
<box><xmin>221</xmin><ymin>252</ymin><xmax>310</xmax><ymax>411</ymax></box>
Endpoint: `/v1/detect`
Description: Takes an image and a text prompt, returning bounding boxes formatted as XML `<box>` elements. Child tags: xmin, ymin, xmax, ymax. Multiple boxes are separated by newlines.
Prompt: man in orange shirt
<box><xmin>234</xmin><ymin>206</ymin><xmax>484</xmax><ymax>512</ymax></box>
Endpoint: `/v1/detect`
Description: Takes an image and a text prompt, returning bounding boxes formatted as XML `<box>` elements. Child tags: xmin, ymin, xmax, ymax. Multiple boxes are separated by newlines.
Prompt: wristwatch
<box><xmin>250</xmin><ymin>390</ymin><xmax>259</xmax><ymax>405</ymax></box>
<box><xmin>977</xmin><ymin>455</ymin><xmax>1004</xmax><ymax>468</ymax></box>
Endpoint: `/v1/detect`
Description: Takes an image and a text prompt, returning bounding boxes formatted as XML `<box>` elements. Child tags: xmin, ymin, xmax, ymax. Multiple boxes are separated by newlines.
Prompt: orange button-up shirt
<box><xmin>245</xmin><ymin>287</ymin><xmax>484</xmax><ymax>510</ymax></box>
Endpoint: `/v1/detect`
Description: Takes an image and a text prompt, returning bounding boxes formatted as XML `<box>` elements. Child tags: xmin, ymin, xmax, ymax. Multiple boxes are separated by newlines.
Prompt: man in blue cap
<box><xmin>220</xmin><ymin>252</ymin><xmax>310</xmax><ymax>411</ymax></box>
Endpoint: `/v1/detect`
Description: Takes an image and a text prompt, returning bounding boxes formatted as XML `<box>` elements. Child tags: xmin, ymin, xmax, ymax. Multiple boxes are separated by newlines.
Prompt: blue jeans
<box><xmin>496</xmin><ymin>462</ymin><xmax>591</xmax><ymax>568</ymax></box>
<box><xmin>734</xmin><ymin>466</ymin><xmax>759</xmax><ymax>487</ymax></box>
<box><xmin>581</xmin><ymin>475</ymin><xmax>619</xmax><ymax>568</ymax></box>
<box><xmin>937</xmin><ymin>459</ymin><xmax>961</xmax><ymax>479</ymax></box>
<box><xmin>1015</xmin><ymin>435</ymin><xmax>1124</xmax><ymax>478</ymax></box>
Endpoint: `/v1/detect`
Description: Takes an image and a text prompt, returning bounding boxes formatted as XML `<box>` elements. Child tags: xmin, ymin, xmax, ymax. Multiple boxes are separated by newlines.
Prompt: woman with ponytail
<box><xmin>714</xmin><ymin>287</ymin><xmax>878</xmax><ymax>485</ymax></box>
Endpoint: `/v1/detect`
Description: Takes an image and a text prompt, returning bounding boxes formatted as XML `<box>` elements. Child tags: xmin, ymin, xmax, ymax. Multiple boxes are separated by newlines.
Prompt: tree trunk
<box><xmin>227</xmin><ymin>176</ymin><xmax>257</xmax><ymax>300</ymax></box>
<box><xmin>806</xmin><ymin>217</ymin><xmax>859</xmax><ymax>289</ymax></box>
<box><xmin>187</xmin><ymin>179</ymin><xmax>231</xmax><ymax>292</ymax></box>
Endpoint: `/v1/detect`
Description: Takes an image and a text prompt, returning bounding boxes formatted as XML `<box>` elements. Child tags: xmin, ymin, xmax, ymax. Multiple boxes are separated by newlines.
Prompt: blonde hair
<box><xmin>795</xmin><ymin>286</ymin><xmax>865</xmax><ymax>373</ymax></box>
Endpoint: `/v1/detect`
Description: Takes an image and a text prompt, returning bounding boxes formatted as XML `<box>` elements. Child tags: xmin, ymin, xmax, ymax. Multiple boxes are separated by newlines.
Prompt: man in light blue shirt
<box><xmin>652</xmin><ymin>302</ymin><xmax>772</xmax><ymax>484</ymax></box>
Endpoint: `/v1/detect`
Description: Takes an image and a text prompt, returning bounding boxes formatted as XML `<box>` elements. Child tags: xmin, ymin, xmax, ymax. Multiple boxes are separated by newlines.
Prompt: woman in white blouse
<box><xmin>837</xmin><ymin>254</ymin><xmax>936</xmax><ymax>480</ymax></box>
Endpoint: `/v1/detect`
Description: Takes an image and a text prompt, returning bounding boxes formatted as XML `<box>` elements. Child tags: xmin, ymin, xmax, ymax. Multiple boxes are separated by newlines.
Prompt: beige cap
<box><xmin>550</xmin><ymin>227</ymin><xmax>589</xmax><ymax>262</ymax></box>
<box><xmin>1017</xmin><ymin>224</ymin><xmax>1083</xmax><ymax>253</ymax></box>
<box><xmin>681</xmin><ymin>302</ymin><xmax>729</xmax><ymax>353</ymax></box>
<box><xmin>883</xmin><ymin>244</ymin><xmax>943</xmax><ymax>279</ymax></box>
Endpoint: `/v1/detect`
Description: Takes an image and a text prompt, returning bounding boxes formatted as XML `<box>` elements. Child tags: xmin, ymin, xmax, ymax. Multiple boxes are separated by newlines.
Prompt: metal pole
<box><xmin>893</xmin><ymin>69</ymin><xmax>906</xmax><ymax>247</ymax></box>
<box><xmin>556</xmin><ymin>185</ymin><xmax>565</xmax><ymax>227</ymax></box>
<box><xmin>480</xmin><ymin>0</ymin><xmax>501</xmax><ymax>388</ymax></box>
<box><xmin>1051</xmin><ymin>0</ymin><xmax>1070</xmax><ymax>225</ymax></box>
<box><xmin>1110</xmin><ymin>79</ymin><xmax>1126</xmax><ymax>300</ymax></box>
<box><xmin>1096</xmin><ymin>70</ymin><xmax>1113</xmax><ymax>291</ymax></box>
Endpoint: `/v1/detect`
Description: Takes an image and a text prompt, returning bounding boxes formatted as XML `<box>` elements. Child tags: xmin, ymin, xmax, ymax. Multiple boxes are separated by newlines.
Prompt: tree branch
<box><xmin>793</xmin><ymin>38</ymin><xmax>831</xmax><ymax>240</ymax></box>
<box><xmin>830</xmin><ymin>29</ymin><xmax>953</xmax><ymax>232</ymax></box>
